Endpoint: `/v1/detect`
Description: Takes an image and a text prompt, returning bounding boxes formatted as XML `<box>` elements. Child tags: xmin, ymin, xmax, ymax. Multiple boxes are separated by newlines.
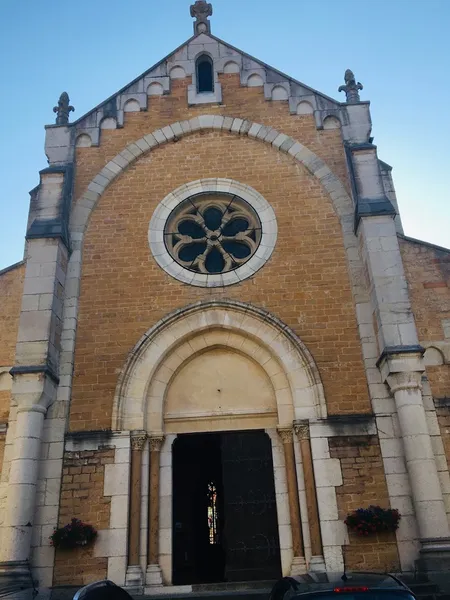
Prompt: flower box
<box><xmin>345</xmin><ymin>505</ymin><xmax>401</xmax><ymax>536</ymax></box>
<box><xmin>50</xmin><ymin>518</ymin><xmax>97</xmax><ymax>549</ymax></box>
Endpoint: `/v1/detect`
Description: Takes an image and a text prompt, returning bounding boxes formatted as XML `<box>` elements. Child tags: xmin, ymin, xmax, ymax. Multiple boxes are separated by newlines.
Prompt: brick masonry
<box><xmin>329</xmin><ymin>436</ymin><xmax>400</xmax><ymax>571</ymax></box>
<box><xmin>53</xmin><ymin>448</ymin><xmax>114</xmax><ymax>586</ymax></box>
<box><xmin>70</xmin><ymin>75</ymin><xmax>370</xmax><ymax>430</ymax></box>
<box><xmin>0</xmin><ymin>263</ymin><xmax>24</xmax><ymax>423</ymax></box>
<box><xmin>400</xmin><ymin>238</ymin><xmax>450</xmax><ymax>470</ymax></box>
<box><xmin>1</xmin><ymin>60</ymin><xmax>450</xmax><ymax>584</ymax></box>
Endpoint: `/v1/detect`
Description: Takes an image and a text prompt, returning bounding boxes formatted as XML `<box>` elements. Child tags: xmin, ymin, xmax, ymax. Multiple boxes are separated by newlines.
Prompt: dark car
<box><xmin>73</xmin><ymin>580</ymin><xmax>133</xmax><ymax>600</ymax></box>
<box><xmin>270</xmin><ymin>572</ymin><xmax>416</xmax><ymax>600</ymax></box>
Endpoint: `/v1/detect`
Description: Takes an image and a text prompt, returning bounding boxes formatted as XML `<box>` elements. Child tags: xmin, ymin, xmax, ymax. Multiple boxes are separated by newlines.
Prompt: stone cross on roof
<box><xmin>190</xmin><ymin>0</ymin><xmax>213</xmax><ymax>35</ymax></box>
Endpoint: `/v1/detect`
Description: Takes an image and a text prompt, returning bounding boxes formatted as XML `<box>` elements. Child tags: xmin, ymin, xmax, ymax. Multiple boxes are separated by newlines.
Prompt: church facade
<box><xmin>1</xmin><ymin>1</ymin><xmax>450</xmax><ymax>595</ymax></box>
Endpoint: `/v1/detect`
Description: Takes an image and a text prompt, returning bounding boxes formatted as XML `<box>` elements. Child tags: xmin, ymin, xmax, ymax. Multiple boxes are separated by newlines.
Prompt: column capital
<box><xmin>385</xmin><ymin>371</ymin><xmax>423</xmax><ymax>395</ymax></box>
<box><xmin>377</xmin><ymin>344</ymin><xmax>425</xmax><ymax>392</ymax></box>
<box><xmin>131</xmin><ymin>431</ymin><xmax>147</xmax><ymax>451</ymax></box>
<box><xmin>294</xmin><ymin>421</ymin><xmax>310</xmax><ymax>440</ymax></box>
<box><xmin>149</xmin><ymin>435</ymin><xmax>165</xmax><ymax>452</ymax></box>
<box><xmin>277</xmin><ymin>427</ymin><xmax>294</xmax><ymax>444</ymax></box>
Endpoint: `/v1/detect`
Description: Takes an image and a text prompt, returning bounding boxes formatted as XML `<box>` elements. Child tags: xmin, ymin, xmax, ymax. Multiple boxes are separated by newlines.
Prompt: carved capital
<box><xmin>131</xmin><ymin>432</ymin><xmax>147</xmax><ymax>451</ymax></box>
<box><xmin>294</xmin><ymin>422</ymin><xmax>310</xmax><ymax>440</ymax></box>
<box><xmin>149</xmin><ymin>435</ymin><xmax>165</xmax><ymax>452</ymax></box>
<box><xmin>277</xmin><ymin>427</ymin><xmax>294</xmax><ymax>444</ymax></box>
<box><xmin>386</xmin><ymin>371</ymin><xmax>423</xmax><ymax>395</ymax></box>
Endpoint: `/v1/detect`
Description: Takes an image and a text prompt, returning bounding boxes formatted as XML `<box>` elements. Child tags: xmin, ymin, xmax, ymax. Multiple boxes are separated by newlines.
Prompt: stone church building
<box><xmin>1</xmin><ymin>1</ymin><xmax>450</xmax><ymax>595</ymax></box>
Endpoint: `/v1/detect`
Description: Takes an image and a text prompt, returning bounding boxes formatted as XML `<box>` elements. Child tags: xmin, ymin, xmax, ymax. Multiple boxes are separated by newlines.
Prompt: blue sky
<box><xmin>0</xmin><ymin>0</ymin><xmax>449</xmax><ymax>271</ymax></box>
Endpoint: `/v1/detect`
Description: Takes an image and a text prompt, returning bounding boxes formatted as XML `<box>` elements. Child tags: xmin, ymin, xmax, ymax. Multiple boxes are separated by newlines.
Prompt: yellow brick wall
<box><xmin>70</xmin><ymin>74</ymin><xmax>371</xmax><ymax>430</ymax></box>
<box><xmin>400</xmin><ymin>237</ymin><xmax>450</xmax><ymax>475</ymax></box>
<box><xmin>0</xmin><ymin>263</ymin><xmax>24</xmax><ymax>425</ymax></box>
<box><xmin>329</xmin><ymin>436</ymin><xmax>400</xmax><ymax>571</ymax></box>
<box><xmin>53</xmin><ymin>448</ymin><xmax>113</xmax><ymax>586</ymax></box>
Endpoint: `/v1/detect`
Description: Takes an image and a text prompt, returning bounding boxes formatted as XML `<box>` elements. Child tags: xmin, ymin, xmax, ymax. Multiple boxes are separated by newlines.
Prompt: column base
<box><xmin>125</xmin><ymin>564</ymin><xmax>144</xmax><ymax>593</ymax></box>
<box><xmin>146</xmin><ymin>563</ymin><xmax>163</xmax><ymax>586</ymax></box>
<box><xmin>290</xmin><ymin>555</ymin><xmax>307</xmax><ymax>576</ymax></box>
<box><xmin>309</xmin><ymin>555</ymin><xmax>326</xmax><ymax>572</ymax></box>
<box><xmin>0</xmin><ymin>561</ymin><xmax>34</xmax><ymax>598</ymax></box>
<box><xmin>417</xmin><ymin>538</ymin><xmax>450</xmax><ymax>572</ymax></box>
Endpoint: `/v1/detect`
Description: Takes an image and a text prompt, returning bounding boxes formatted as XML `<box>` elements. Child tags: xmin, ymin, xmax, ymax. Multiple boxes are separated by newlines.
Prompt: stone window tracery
<box><xmin>149</xmin><ymin>178</ymin><xmax>277</xmax><ymax>287</ymax></box>
<box><xmin>164</xmin><ymin>193</ymin><xmax>261</xmax><ymax>274</ymax></box>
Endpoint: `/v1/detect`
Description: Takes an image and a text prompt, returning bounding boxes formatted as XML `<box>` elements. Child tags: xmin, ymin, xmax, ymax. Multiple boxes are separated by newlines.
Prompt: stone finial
<box><xmin>53</xmin><ymin>92</ymin><xmax>75</xmax><ymax>125</ymax></box>
<box><xmin>338</xmin><ymin>69</ymin><xmax>363</xmax><ymax>103</ymax></box>
<box><xmin>190</xmin><ymin>0</ymin><xmax>212</xmax><ymax>35</ymax></box>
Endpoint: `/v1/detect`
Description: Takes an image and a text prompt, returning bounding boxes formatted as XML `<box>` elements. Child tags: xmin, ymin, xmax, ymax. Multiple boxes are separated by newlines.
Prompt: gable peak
<box><xmin>190</xmin><ymin>0</ymin><xmax>213</xmax><ymax>35</ymax></box>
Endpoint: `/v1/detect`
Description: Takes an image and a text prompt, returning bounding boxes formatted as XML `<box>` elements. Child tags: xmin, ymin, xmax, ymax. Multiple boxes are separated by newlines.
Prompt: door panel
<box><xmin>221</xmin><ymin>431</ymin><xmax>282</xmax><ymax>581</ymax></box>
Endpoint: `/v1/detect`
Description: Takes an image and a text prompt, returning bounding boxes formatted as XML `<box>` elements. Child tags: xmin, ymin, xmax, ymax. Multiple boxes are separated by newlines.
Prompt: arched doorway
<box><xmin>114</xmin><ymin>300</ymin><xmax>326</xmax><ymax>584</ymax></box>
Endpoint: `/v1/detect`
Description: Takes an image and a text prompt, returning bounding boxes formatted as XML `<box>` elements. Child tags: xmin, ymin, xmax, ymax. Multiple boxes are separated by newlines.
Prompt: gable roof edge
<box><xmin>69</xmin><ymin>33</ymin><xmax>342</xmax><ymax>128</ymax></box>
<box><xmin>398</xmin><ymin>233</ymin><xmax>450</xmax><ymax>254</ymax></box>
<box><xmin>209</xmin><ymin>33</ymin><xmax>342</xmax><ymax>107</ymax></box>
<box><xmin>70</xmin><ymin>34</ymin><xmax>198</xmax><ymax>127</ymax></box>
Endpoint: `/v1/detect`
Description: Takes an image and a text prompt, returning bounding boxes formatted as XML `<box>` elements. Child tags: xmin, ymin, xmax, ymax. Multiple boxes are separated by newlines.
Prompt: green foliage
<box><xmin>49</xmin><ymin>518</ymin><xmax>97</xmax><ymax>549</ymax></box>
<box><xmin>345</xmin><ymin>506</ymin><xmax>401</xmax><ymax>536</ymax></box>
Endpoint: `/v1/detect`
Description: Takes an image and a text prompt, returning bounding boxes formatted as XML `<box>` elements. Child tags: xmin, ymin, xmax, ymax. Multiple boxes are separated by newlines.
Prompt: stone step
<box><xmin>139</xmin><ymin>584</ymin><xmax>272</xmax><ymax>600</ymax></box>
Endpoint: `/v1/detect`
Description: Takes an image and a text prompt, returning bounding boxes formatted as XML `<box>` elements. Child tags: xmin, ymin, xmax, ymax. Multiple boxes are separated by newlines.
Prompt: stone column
<box><xmin>278</xmin><ymin>428</ymin><xmax>306</xmax><ymax>575</ymax></box>
<box><xmin>125</xmin><ymin>432</ymin><xmax>147</xmax><ymax>589</ymax></box>
<box><xmin>146</xmin><ymin>435</ymin><xmax>164</xmax><ymax>586</ymax></box>
<box><xmin>0</xmin><ymin>369</ymin><xmax>57</xmax><ymax>568</ymax></box>
<box><xmin>380</xmin><ymin>349</ymin><xmax>450</xmax><ymax>570</ymax></box>
<box><xmin>294</xmin><ymin>422</ymin><xmax>325</xmax><ymax>572</ymax></box>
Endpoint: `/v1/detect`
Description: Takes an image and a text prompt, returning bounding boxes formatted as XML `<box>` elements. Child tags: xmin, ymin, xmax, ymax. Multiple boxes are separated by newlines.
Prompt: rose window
<box><xmin>164</xmin><ymin>193</ymin><xmax>262</xmax><ymax>274</ymax></box>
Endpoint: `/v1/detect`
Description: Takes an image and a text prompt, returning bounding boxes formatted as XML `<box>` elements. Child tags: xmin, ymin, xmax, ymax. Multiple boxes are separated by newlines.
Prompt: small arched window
<box><xmin>196</xmin><ymin>55</ymin><xmax>214</xmax><ymax>93</ymax></box>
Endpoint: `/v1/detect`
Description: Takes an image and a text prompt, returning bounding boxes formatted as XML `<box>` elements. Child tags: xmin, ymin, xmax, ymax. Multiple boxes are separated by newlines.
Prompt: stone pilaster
<box><xmin>294</xmin><ymin>422</ymin><xmax>325</xmax><ymax>572</ymax></box>
<box><xmin>146</xmin><ymin>435</ymin><xmax>164</xmax><ymax>587</ymax></box>
<box><xmin>0</xmin><ymin>161</ymin><xmax>71</xmax><ymax>585</ymax></box>
<box><xmin>0</xmin><ymin>372</ymin><xmax>56</xmax><ymax>565</ymax></box>
<box><xmin>379</xmin><ymin>348</ymin><xmax>450</xmax><ymax>572</ymax></box>
<box><xmin>125</xmin><ymin>432</ymin><xmax>147</xmax><ymax>590</ymax></box>
<box><xmin>278</xmin><ymin>428</ymin><xmax>306</xmax><ymax>575</ymax></box>
<box><xmin>357</xmin><ymin>214</ymin><xmax>417</xmax><ymax>352</ymax></box>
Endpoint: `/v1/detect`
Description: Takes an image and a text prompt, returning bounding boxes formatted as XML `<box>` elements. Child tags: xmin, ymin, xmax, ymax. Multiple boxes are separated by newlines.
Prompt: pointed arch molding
<box><xmin>112</xmin><ymin>299</ymin><xmax>327</xmax><ymax>433</ymax></box>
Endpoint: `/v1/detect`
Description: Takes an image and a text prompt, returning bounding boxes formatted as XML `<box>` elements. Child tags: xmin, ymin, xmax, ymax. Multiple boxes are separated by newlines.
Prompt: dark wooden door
<box><xmin>220</xmin><ymin>430</ymin><xmax>282</xmax><ymax>581</ymax></box>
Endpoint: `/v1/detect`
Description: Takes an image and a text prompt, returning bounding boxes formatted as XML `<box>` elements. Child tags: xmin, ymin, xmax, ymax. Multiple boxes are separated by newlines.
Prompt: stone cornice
<box><xmin>10</xmin><ymin>364</ymin><xmax>59</xmax><ymax>385</ymax></box>
<box><xmin>376</xmin><ymin>344</ymin><xmax>425</xmax><ymax>368</ymax></box>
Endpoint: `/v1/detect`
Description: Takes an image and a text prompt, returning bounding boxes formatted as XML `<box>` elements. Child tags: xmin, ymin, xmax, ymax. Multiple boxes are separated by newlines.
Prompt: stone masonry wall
<box><xmin>70</xmin><ymin>74</ymin><xmax>371</xmax><ymax>430</ymax></box>
<box><xmin>0</xmin><ymin>263</ymin><xmax>24</xmax><ymax>424</ymax></box>
<box><xmin>52</xmin><ymin>448</ymin><xmax>114</xmax><ymax>586</ymax></box>
<box><xmin>329</xmin><ymin>436</ymin><xmax>400</xmax><ymax>571</ymax></box>
<box><xmin>400</xmin><ymin>238</ymin><xmax>450</xmax><ymax>470</ymax></box>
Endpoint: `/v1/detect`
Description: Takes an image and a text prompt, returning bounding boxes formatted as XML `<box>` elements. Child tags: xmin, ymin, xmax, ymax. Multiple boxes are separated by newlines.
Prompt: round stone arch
<box><xmin>61</xmin><ymin>116</ymin><xmax>359</xmax><ymax>431</ymax></box>
<box><xmin>112</xmin><ymin>299</ymin><xmax>326</xmax><ymax>434</ymax></box>
<box><xmin>70</xmin><ymin>113</ymin><xmax>355</xmax><ymax>241</ymax></box>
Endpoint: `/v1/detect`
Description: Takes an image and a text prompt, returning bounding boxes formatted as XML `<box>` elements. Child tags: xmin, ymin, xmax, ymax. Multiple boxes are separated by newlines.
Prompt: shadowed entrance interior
<box><xmin>172</xmin><ymin>430</ymin><xmax>282</xmax><ymax>585</ymax></box>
